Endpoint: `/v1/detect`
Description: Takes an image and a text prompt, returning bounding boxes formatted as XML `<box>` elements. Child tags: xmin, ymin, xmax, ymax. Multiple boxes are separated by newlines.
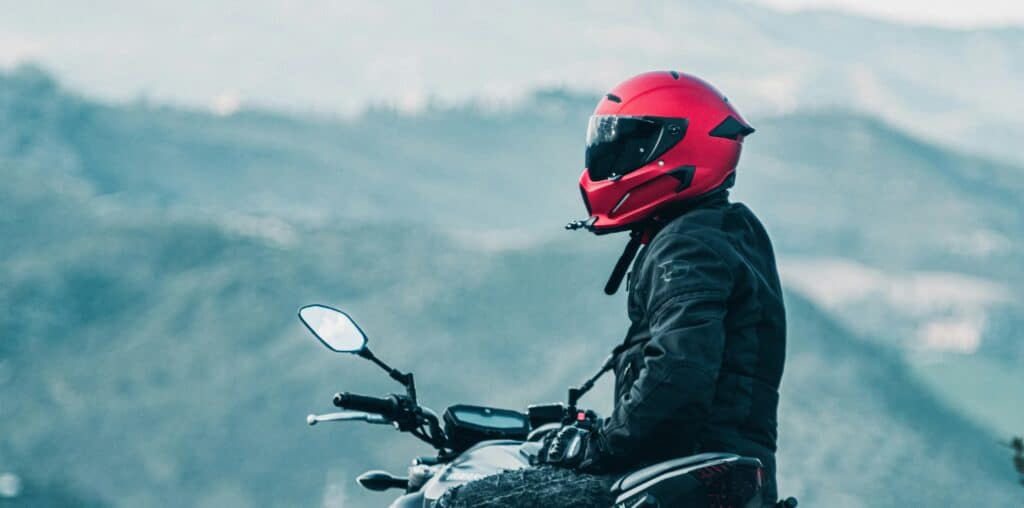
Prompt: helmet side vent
<box><xmin>709</xmin><ymin>116</ymin><xmax>756</xmax><ymax>140</ymax></box>
<box><xmin>669</xmin><ymin>71</ymin><xmax>679</xmax><ymax>79</ymax></box>
<box><xmin>605</xmin><ymin>93</ymin><xmax>622</xmax><ymax>103</ymax></box>
<box><xmin>667</xmin><ymin>165</ymin><xmax>696</xmax><ymax>192</ymax></box>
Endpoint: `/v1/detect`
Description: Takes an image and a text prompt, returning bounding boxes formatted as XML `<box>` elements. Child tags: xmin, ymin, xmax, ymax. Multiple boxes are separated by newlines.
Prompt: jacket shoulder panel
<box><xmin>635</xmin><ymin>228</ymin><xmax>734</xmax><ymax>316</ymax></box>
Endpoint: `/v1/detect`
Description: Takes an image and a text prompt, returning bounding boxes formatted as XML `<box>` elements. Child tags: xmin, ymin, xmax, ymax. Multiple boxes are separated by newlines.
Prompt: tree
<box><xmin>1008</xmin><ymin>436</ymin><xmax>1024</xmax><ymax>487</ymax></box>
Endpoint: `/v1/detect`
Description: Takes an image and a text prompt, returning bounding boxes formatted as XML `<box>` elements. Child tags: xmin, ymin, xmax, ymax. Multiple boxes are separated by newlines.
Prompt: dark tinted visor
<box><xmin>585</xmin><ymin>115</ymin><xmax>687</xmax><ymax>181</ymax></box>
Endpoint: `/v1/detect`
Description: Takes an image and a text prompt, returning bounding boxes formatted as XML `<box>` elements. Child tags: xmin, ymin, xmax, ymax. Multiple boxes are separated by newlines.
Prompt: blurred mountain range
<box><xmin>1</xmin><ymin>65</ymin><xmax>1021</xmax><ymax>506</ymax></box>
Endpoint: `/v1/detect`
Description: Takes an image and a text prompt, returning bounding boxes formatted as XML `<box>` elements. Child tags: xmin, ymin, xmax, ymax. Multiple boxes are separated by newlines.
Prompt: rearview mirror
<box><xmin>298</xmin><ymin>304</ymin><xmax>368</xmax><ymax>353</ymax></box>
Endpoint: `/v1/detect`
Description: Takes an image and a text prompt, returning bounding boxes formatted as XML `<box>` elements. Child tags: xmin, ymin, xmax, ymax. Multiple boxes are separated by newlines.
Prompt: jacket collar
<box><xmin>641</xmin><ymin>190</ymin><xmax>730</xmax><ymax>243</ymax></box>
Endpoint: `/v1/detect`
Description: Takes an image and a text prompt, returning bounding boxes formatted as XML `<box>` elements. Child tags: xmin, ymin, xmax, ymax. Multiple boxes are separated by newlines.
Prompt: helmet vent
<box><xmin>610</xmin><ymin>192</ymin><xmax>631</xmax><ymax>216</ymax></box>
<box><xmin>667</xmin><ymin>165</ymin><xmax>696</xmax><ymax>192</ymax></box>
<box><xmin>669</xmin><ymin>71</ymin><xmax>679</xmax><ymax>80</ymax></box>
<box><xmin>605</xmin><ymin>93</ymin><xmax>622</xmax><ymax>103</ymax></box>
<box><xmin>709</xmin><ymin>116</ymin><xmax>756</xmax><ymax>140</ymax></box>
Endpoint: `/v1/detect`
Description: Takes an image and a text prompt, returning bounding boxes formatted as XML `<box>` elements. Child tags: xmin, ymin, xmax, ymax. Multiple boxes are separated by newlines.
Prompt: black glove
<box><xmin>536</xmin><ymin>425</ymin><xmax>608</xmax><ymax>472</ymax></box>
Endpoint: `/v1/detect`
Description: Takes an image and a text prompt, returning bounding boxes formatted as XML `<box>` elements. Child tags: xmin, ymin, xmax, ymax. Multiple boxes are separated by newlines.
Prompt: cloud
<box><xmin>780</xmin><ymin>256</ymin><xmax>1012</xmax><ymax>353</ymax></box>
<box><xmin>0</xmin><ymin>34</ymin><xmax>43</xmax><ymax>67</ymax></box>
<box><xmin>918</xmin><ymin>313</ymin><xmax>987</xmax><ymax>353</ymax></box>
<box><xmin>746</xmin><ymin>0</ymin><xmax>1024</xmax><ymax>28</ymax></box>
<box><xmin>218</xmin><ymin>213</ymin><xmax>297</xmax><ymax>246</ymax></box>
<box><xmin>210</xmin><ymin>90</ymin><xmax>242</xmax><ymax>117</ymax></box>
<box><xmin>782</xmin><ymin>257</ymin><xmax>1010</xmax><ymax>312</ymax></box>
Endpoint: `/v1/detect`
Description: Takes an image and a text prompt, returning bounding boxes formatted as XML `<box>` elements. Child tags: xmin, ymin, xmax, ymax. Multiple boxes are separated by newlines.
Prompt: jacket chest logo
<box><xmin>656</xmin><ymin>260</ymin><xmax>690</xmax><ymax>283</ymax></box>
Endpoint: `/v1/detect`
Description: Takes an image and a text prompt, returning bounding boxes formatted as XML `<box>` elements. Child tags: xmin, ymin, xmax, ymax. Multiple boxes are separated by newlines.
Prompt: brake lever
<box><xmin>306</xmin><ymin>411</ymin><xmax>391</xmax><ymax>426</ymax></box>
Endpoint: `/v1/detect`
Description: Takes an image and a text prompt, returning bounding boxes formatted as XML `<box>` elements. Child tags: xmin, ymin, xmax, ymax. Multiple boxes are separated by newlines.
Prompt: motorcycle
<box><xmin>299</xmin><ymin>303</ymin><xmax>797</xmax><ymax>508</ymax></box>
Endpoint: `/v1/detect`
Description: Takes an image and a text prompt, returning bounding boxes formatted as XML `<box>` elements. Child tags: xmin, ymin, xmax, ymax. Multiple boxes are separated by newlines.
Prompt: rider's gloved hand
<box><xmin>536</xmin><ymin>425</ymin><xmax>610</xmax><ymax>472</ymax></box>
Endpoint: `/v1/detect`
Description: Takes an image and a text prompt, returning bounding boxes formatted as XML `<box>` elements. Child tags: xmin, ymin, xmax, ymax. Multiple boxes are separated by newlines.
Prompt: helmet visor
<box><xmin>585</xmin><ymin>115</ymin><xmax>687</xmax><ymax>181</ymax></box>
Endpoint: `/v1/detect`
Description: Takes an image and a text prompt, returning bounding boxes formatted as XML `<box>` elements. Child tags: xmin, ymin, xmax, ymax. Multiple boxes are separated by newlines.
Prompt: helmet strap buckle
<box><xmin>565</xmin><ymin>216</ymin><xmax>597</xmax><ymax>231</ymax></box>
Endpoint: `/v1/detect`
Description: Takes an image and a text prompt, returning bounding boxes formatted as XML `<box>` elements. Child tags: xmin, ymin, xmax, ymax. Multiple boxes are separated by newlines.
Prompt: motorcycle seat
<box><xmin>610</xmin><ymin>452</ymin><xmax>743</xmax><ymax>494</ymax></box>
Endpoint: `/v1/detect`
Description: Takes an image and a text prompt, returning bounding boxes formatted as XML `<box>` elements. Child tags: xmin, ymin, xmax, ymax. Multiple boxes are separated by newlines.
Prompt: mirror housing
<box><xmin>356</xmin><ymin>470</ymin><xmax>408</xmax><ymax>492</ymax></box>
<box><xmin>298</xmin><ymin>304</ymin><xmax>368</xmax><ymax>353</ymax></box>
<box><xmin>298</xmin><ymin>303</ymin><xmax>419</xmax><ymax>403</ymax></box>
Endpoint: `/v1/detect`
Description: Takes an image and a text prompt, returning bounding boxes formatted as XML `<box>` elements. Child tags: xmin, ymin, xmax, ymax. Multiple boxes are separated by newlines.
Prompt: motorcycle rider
<box><xmin>447</xmin><ymin>71</ymin><xmax>786</xmax><ymax>507</ymax></box>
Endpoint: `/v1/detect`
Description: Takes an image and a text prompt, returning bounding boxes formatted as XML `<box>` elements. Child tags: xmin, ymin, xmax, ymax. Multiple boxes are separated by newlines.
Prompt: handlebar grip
<box><xmin>333</xmin><ymin>392</ymin><xmax>397</xmax><ymax>416</ymax></box>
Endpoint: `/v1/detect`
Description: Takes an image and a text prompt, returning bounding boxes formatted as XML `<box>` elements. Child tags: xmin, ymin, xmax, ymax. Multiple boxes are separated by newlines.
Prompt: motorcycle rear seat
<box><xmin>610</xmin><ymin>452</ymin><xmax>747</xmax><ymax>493</ymax></box>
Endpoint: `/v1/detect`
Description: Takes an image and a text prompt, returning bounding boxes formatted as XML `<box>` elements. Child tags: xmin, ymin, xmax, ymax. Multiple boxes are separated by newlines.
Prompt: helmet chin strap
<box><xmin>564</xmin><ymin>217</ymin><xmax>647</xmax><ymax>295</ymax></box>
<box><xmin>604</xmin><ymin>228</ymin><xmax>644</xmax><ymax>295</ymax></box>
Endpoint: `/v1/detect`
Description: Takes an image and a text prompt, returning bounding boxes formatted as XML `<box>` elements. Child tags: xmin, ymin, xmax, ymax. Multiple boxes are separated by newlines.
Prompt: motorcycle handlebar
<box><xmin>328</xmin><ymin>392</ymin><xmax>441</xmax><ymax>447</ymax></box>
<box><xmin>333</xmin><ymin>392</ymin><xmax>398</xmax><ymax>416</ymax></box>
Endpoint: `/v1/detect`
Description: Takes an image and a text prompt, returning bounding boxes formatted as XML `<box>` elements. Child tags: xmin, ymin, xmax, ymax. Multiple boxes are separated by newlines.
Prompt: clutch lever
<box><xmin>306</xmin><ymin>411</ymin><xmax>391</xmax><ymax>426</ymax></box>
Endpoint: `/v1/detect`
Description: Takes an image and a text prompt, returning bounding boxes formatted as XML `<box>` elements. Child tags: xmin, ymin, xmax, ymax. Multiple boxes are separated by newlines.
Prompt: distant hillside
<box><xmin>723</xmin><ymin>2</ymin><xmax>1024</xmax><ymax>164</ymax></box>
<box><xmin>1</xmin><ymin>67</ymin><xmax>1021</xmax><ymax>506</ymax></box>
<box><xmin>747</xmin><ymin>111</ymin><xmax>1024</xmax><ymax>278</ymax></box>
<box><xmin>777</xmin><ymin>294</ymin><xmax>1017</xmax><ymax>505</ymax></box>
<box><xmin>1</xmin><ymin>66</ymin><xmax>586</xmax><ymax>235</ymax></box>
<box><xmin>7</xmin><ymin>65</ymin><xmax>1022</xmax><ymax>264</ymax></box>
<box><xmin>2</xmin><ymin>170</ymin><xmax>1017</xmax><ymax>506</ymax></box>
<box><xmin>5</xmin><ymin>65</ymin><xmax>1020</xmax><ymax>359</ymax></box>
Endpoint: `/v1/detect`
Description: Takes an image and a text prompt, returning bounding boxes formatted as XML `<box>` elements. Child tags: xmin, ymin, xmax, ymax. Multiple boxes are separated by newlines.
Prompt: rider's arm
<box><xmin>596</xmin><ymin>231</ymin><xmax>733</xmax><ymax>463</ymax></box>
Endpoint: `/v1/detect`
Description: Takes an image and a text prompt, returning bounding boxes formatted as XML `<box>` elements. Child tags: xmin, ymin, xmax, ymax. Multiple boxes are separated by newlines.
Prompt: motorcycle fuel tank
<box><xmin>420</xmin><ymin>440</ymin><xmax>537</xmax><ymax>503</ymax></box>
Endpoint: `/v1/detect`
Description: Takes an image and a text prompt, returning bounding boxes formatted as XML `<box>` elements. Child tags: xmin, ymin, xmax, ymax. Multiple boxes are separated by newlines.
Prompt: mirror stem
<box><xmin>358</xmin><ymin>348</ymin><xmax>417</xmax><ymax>402</ymax></box>
<box><xmin>567</xmin><ymin>354</ymin><xmax>615</xmax><ymax>416</ymax></box>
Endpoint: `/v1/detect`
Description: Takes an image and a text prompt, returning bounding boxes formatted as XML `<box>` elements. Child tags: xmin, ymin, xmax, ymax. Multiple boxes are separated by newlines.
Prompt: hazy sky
<box><xmin>752</xmin><ymin>0</ymin><xmax>1024</xmax><ymax>27</ymax></box>
<box><xmin>2</xmin><ymin>1</ymin><xmax>1021</xmax><ymax>115</ymax></box>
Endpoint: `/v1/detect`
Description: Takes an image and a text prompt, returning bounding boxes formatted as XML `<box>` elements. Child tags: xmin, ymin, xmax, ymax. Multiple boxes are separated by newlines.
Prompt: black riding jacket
<box><xmin>595</xmin><ymin>192</ymin><xmax>786</xmax><ymax>500</ymax></box>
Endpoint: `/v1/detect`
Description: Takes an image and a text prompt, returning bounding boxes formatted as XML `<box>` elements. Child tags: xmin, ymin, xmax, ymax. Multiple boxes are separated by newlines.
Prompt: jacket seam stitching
<box><xmin>649</xmin><ymin>290</ymin><xmax>728</xmax><ymax>319</ymax></box>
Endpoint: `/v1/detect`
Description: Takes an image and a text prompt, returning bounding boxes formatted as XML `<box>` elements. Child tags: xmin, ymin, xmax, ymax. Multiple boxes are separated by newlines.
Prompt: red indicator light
<box><xmin>576</xmin><ymin>412</ymin><xmax>586</xmax><ymax>421</ymax></box>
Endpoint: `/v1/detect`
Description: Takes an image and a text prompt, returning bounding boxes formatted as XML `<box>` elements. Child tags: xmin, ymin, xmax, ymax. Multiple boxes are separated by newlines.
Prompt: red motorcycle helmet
<box><xmin>573</xmin><ymin>71</ymin><xmax>754</xmax><ymax>235</ymax></box>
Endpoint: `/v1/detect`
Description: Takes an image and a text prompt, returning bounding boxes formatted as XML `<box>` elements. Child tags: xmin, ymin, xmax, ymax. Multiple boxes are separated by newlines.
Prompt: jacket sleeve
<box><xmin>598</xmin><ymin>232</ymin><xmax>733</xmax><ymax>459</ymax></box>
